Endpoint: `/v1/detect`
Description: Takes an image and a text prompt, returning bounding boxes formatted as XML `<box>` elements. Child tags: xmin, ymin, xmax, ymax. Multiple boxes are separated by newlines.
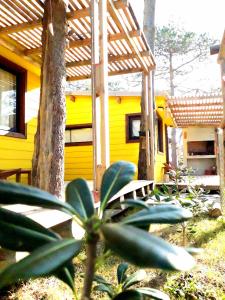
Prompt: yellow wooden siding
<box><xmin>0</xmin><ymin>45</ymin><xmax>171</xmax><ymax>184</ymax></box>
<box><xmin>65</xmin><ymin>95</ymin><xmax>171</xmax><ymax>182</ymax></box>
<box><xmin>0</xmin><ymin>46</ymin><xmax>40</xmax><ymax>183</ymax></box>
<box><xmin>154</xmin><ymin>95</ymin><xmax>172</xmax><ymax>182</ymax></box>
<box><xmin>65</xmin><ymin>96</ymin><xmax>93</xmax><ymax>180</ymax></box>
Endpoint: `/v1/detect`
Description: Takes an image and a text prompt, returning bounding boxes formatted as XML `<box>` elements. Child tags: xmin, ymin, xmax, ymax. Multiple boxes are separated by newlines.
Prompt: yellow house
<box><xmin>65</xmin><ymin>92</ymin><xmax>175</xmax><ymax>183</ymax></box>
<box><xmin>0</xmin><ymin>45</ymin><xmax>174</xmax><ymax>184</ymax></box>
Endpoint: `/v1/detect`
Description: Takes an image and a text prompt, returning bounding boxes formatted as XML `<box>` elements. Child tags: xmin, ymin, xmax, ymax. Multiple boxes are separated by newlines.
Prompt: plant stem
<box><xmin>182</xmin><ymin>223</ymin><xmax>186</xmax><ymax>246</ymax></box>
<box><xmin>81</xmin><ymin>237</ymin><xmax>98</xmax><ymax>300</ymax></box>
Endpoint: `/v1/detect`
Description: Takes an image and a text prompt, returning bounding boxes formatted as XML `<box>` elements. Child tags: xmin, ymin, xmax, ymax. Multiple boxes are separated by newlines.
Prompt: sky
<box><xmin>129</xmin><ymin>0</ymin><xmax>225</xmax><ymax>94</ymax></box>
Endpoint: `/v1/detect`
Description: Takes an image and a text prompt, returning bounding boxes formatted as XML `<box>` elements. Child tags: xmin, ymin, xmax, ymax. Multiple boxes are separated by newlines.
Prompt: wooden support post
<box><xmin>217</xmin><ymin>128</ymin><xmax>224</xmax><ymax>211</ymax></box>
<box><xmin>143</xmin><ymin>73</ymin><xmax>151</xmax><ymax>179</ymax></box>
<box><xmin>148</xmin><ymin>72</ymin><xmax>155</xmax><ymax>180</ymax></box>
<box><xmin>220</xmin><ymin>59</ymin><xmax>225</xmax><ymax>211</ymax></box>
<box><xmin>91</xmin><ymin>0</ymin><xmax>110</xmax><ymax>191</ymax></box>
<box><xmin>99</xmin><ymin>0</ymin><xmax>110</xmax><ymax>173</ymax></box>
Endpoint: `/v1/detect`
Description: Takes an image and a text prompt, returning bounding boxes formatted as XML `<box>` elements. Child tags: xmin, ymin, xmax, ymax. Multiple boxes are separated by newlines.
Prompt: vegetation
<box><xmin>0</xmin><ymin>161</ymin><xmax>196</xmax><ymax>299</ymax></box>
<box><xmin>155</xmin><ymin>24</ymin><xmax>216</xmax><ymax>95</ymax></box>
<box><xmin>4</xmin><ymin>217</ymin><xmax>225</xmax><ymax>300</ymax></box>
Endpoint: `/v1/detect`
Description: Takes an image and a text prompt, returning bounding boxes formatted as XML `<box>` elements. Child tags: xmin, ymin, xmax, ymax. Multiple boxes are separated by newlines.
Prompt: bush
<box><xmin>0</xmin><ymin>161</ymin><xmax>196</xmax><ymax>299</ymax></box>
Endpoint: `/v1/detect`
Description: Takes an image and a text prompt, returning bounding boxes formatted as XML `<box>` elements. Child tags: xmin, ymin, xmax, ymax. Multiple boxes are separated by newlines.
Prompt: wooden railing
<box><xmin>0</xmin><ymin>168</ymin><xmax>31</xmax><ymax>185</ymax></box>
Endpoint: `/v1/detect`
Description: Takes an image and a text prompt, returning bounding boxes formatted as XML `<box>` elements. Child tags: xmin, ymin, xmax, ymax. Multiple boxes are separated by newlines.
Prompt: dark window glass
<box><xmin>0</xmin><ymin>68</ymin><xmax>17</xmax><ymax>131</ymax></box>
<box><xmin>65</xmin><ymin>124</ymin><xmax>92</xmax><ymax>146</ymax></box>
<box><xmin>126</xmin><ymin>113</ymin><xmax>141</xmax><ymax>143</ymax></box>
<box><xmin>0</xmin><ymin>56</ymin><xmax>26</xmax><ymax>137</ymax></box>
<box><xmin>157</xmin><ymin>114</ymin><xmax>164</xmax><ymax>152</ymax></box>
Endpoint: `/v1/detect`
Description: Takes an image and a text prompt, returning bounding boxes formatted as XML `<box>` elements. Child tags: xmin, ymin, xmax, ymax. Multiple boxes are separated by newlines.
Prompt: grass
<box><xmin>3</xmin><ymin>217</ymin><xmax>225</xmax><ymax>300</ymax></box>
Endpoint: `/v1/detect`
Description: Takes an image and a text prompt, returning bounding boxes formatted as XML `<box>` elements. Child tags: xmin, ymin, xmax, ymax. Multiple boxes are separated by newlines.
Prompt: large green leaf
<box><xmin>122</xmin><ymin>205</ymin><xmax>192</xmax><ymax>226</ymax></box>
<box><xmin>101</xmin><ymin>224</ymin><xmax>195</xmax><ymax>271</ymax></box>
<box><xmin>0</xmin><ymin>207</ymin><xmax>59</xmax><ymax>239</ymax></box>
<box><xmin>0</xmin><ymin>239</ymin><xmax>82</xmax><ymax>289</ymax></box>
<box><xmin>54</xmin><ymin>261</ymin><xmax>75</xmax><ymax>292</ymax></box>
<box><xmin>94</xmin><ymin>283</ymin><xmax>114</xmax><ymax>298</ymax></box>
<box><xmin>122</xmin><ymin>199</ymin><xmax>149</xmax><ymax>210</ymax></box>
<box><xmin>117</xmin><ymin>262</ymin><xmax>128</xmax><ymax>284</ymax></box>
<box><xmin>0</xmin><ymin>220</ymin><xmax>57</xmax><ymax>251</ymax></box>
<box><xmin>100</xmin><ymin>161</ymin><xmax>136</xmax><ymax>212</ymax></box>
<box><xmin>113</xmin><ymin>290</ymin><xmax>143</xmax><ymax>300</ymax></box>
<box><xmin>136</xmin><ymin>287</ymin><xmax>170</xmax><ymax>300</ymax></box>
<box><xmin>66</xmin><ymin>178</ymin><xmax>95</xmax><ymax>221</ymax></box>
<box><xmin>93</xmin><ymin>274</ymin><xmax>111</xmax><ymax>286</ymax></box>
<box><xmin>0</xmin><ymin>181</ymin><xmax>75</xmax><ymax>215</ymax></box>
<box><xmin>122</xmin><ymin>270</ymin><xmax>146</xmax><ymax>289</ymax></box>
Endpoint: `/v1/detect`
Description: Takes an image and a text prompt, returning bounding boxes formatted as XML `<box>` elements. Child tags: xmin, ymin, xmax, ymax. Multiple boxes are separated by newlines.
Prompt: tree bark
<box><xmin>32</xmin><ymin>0</ymin><xmax>67</xmax><ymax>198</ymax></box>
<box><xmin>169</xmin><ymin>52</ymin><xmax>177</xmax><ymax>167</ymax></box>
<box><xmin>138</xmin><ymin>0</ymin><xmax>156</xmax><ymax>180</ymax></box>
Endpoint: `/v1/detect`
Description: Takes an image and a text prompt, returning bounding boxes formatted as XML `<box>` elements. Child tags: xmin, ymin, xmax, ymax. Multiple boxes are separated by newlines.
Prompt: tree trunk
<box><xmin>32</xmin><ymin>0</ymin><xmax>67</xmax><ymax>198</ymax></box>
<box><xmin>138</xmin><ymin>0</ymin><xmax>156</xmax><ymax>180</ymax></box>
<box><xmin>169</xmin><ymin>52</ymin><xmax>177</xmax><ymax>167</ymax></box>
<box><xmin>171</xmin><ymin>127</ymin><xmax>177</xmax><ymax>168</ymax></box>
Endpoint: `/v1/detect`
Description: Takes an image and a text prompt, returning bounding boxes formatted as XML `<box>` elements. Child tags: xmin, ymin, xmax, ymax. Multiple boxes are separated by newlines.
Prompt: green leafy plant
<box><xmin>94</xmin><ymin>262</ymin><xmax>169</xmax><ymax>299</ymax></box>
<box><xmin>0</xmin><ymin>161</ymin><xmax>196</xmax><ymax>299</ymax></box>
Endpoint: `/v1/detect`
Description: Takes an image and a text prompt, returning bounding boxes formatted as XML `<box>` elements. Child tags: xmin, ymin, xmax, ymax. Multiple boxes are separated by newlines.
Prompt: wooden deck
<box><xmin>156</xmin><ymin>175</ymin><xmax>220</xmax><ymax>191</ymax></box>
<box><xmin>2</xmin><ymin>180</ymin><xmax>154</xmax><ymax>235</ymax></box>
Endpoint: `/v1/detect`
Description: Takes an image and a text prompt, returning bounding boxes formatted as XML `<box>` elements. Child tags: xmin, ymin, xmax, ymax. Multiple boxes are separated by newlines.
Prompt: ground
<box><xmin>2</xmin><ymin>216</ymin><xmax>225</xmax><ymax>300</ymax></box>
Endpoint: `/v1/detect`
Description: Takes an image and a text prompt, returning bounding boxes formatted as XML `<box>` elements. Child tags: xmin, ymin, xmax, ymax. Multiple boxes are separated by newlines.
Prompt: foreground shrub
<box><xmin>0</xmin><ymin>161</ymin><xmax>196</xmax><ymax>299</ymax></box>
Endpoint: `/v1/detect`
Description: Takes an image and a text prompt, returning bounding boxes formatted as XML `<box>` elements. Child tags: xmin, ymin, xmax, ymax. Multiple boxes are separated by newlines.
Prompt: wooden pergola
<box><xmin>0</xmin><ymin>0</ymin><xmax>156</xmax><ymax>192</ymax></box>
<box><xmin>0</xmin><ymin>0</ymin><xmax>154</xmax><ymax>79</ymax></box>
<box><xmin>167</xmin><ymin>94</ymin><xmax>223</xmax><ymax>127</ymax></box>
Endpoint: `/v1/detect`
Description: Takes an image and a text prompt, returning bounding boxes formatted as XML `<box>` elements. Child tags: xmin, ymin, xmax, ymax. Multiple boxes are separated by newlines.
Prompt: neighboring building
<box><xmin>0</xmin><ymin>46</ymin><xmax>175</xmax><ymax>184</ymax></box>
<box><xmin>182</xmin><ymin>127</ymin><xmax>217</xmax><ymax>175</ymax></box>
<box><xmin>167</xmin><ymin>94</ymin><xmax>223</xmax><ymax>177</ymax></box>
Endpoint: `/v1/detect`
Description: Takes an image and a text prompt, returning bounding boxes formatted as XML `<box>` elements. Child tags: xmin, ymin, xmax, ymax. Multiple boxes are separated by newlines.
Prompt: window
<box><xmin>0</xmin><ymin>56</ymin><xmax>26</xmax><ymax>138</ymax></box>
<box><xmin>65</xmin><ymin>124</ymin><xmax>92</xmax><ymax>146</ymax></box>
<box><xmin>126</xmin><ymin>113</ymin><xmax>141</xmax><ymax>143</ymax></box>
<box><xmin>157</xmin><ymin>114</ymin><xmax>164</xmax><ymax>153</ymax></box>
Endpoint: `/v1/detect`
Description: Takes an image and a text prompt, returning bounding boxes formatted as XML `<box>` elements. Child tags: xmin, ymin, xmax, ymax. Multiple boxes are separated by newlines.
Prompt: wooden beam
<box><xmin>90</xmin><ymin>0</ymin><xmax>110</xmax><ymax>192</ymax></box>
<box><xmin>218</xmin><ymin>30</ymin><xmax>225</xmax><ymax>63</ymax></box>
<box><xmin>91</xmin><ymin>0</ymin><xmax>101</xmax><ymax>192</ymax></box>
<box><xmin>148</xmin><ymin>72</ymin><xmax>155</xmax><ymax>180</ymax></box>
<box><xmin>0</xmin><ymin>0</ymin><xmax>132</xmax><ymax>42</ymax></box>
<box><xmin>67</xmin><ymin>67</ymin><xmax>143</xmax><ymax>81</ymax></box>
<box><xmin>108</xmin><ymin>0</ymin><xmax>149</xmax><ymax>72</ymax></box>
<box><xmin>143</xmin><ymin>73</ymin><xmax>151</xmax><ymax>179</ymax></box>
<box><xmin>24</xmin><ymin>29</ymin><xmax>141</xmax><ymax>56</ymax></box>
<box><xmin>217</xmin><ymin>129</ymin><xmax>225</xmax><ymax>212</ymax></box>
<box><xmin>0</xmin><ymin>7</ymin><xmax>90</xmax><ymax>36</ymax></box>
<box><xmin>168</xmin><ymin>94</ymin><xmax>222</xmax><ymax>102</ymax></box>
<box><xmin>99</xmin><ymin>0</ymin><xmax>110</xmax><ymax>175</ymax></box>
<box><xmin>169</xmin><ymin>102</ymin><xmax>222</xmax><ymax>108</ymax></box>
<box><xmin>172</xmin><ymin>109</ymin><xmax>223</xmax><ymax>114</ymax></box>
<box><xmin>66</xmin><ymin>50</ymin><xmax>150</xmax><ymax>68</ymax></box>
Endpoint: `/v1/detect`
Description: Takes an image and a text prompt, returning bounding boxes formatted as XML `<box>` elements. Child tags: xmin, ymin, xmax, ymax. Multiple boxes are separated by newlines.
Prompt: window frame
<box><xmin>65</xmin><ymin>123</ymin><xmax>93</xmax><ymax>146</ymax></box>
<box><xmin>126</xmin><ymin>113</ymin><xmax>141</xmax><ymax>143</ymax></box>
<box><xmin>157</xmin><ymin>113</ymin><xmax>164</xmax><ymax>153</ymax></box>
<box><xmin>0</xmin><ymin>56</ymin><xmax>27</xmax><ymax>139</ymax></box>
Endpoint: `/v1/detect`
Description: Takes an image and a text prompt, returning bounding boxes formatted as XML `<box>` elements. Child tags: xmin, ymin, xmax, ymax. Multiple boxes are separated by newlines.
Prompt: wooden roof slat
<box><xmin>24</xmin><ymin>29</ymin><xmax>141</xmax><ymax>56</ymax></box>
<box><xmin>66</xmin><ymin>50</ymin><xmax>149</xmax><ymax>68</ymax></box>
<box><xmin>0</xmin><ymin>0</ymin><xmax>155</xmax><ymax>80</ymax></box>
<box><xmin>107</xmin><ymin>0</ymin><xmax>149</xmax><ymax>72</ymax></box>
<box><xmin>0</xmin><ymin>7</ymin><xmax>90</xmax><ymax>35</ymax></box>
<box><xmin>167</xmin><ymin>94</ymin><xmax>223</xmax><ymax>127</ymax></box>
<box><xmin>0</xmin><ymin>0</ymin><xmax>128</xmax><ymax>36</ymax></box>
<box><xmin>67</xmin><ymin>67</ymin><xmax>143</xmax><ymax>81</ymax></box>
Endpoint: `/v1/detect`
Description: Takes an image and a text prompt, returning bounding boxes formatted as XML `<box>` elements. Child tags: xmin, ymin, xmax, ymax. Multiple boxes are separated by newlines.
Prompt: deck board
<box><xmin>156</xmin><ymin>175</ymin><xmax>220</xmax><ymax>190</ymax></box>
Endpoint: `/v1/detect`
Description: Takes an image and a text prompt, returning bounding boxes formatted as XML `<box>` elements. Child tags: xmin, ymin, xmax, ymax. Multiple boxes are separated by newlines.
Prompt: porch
<box><xmin>156</xmin><ymin>175</ymin><xmax>220</xmax><ymax>191</ymax></box>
